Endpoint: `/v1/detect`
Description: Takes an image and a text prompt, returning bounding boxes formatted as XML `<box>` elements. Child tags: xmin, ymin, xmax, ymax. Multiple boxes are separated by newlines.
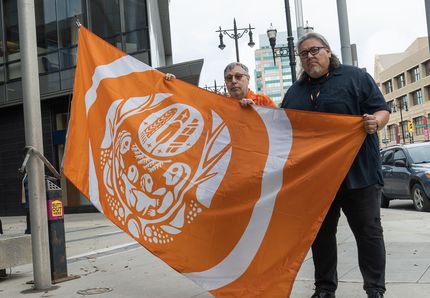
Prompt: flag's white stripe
<box><xmin>85</xmin><ymin>55</ymin><xmax>152</xmax><ymax>114</ymax></box>
<box><xmin>184</xmin><ymin>106</ymin><xmax>292</xmax><ymax>290</ymax></box>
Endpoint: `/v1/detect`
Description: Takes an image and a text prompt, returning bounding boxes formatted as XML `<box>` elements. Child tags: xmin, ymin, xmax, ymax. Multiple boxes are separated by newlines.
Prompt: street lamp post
<box><xmin>283</xmin><ymin>0</ymin><xmax>297</xmax><ymax>82</ymax></box>
<box><xmin>267</xmin><ymin>25</ymin><xmax>290</xmax><ymax>65</ymax></box>
<box><xmin>216</xmin><ymin>18</ymin><xmax>255</xmax><ymax>62</ymax></box>
<box><xmin>397</xmin><ymin>99</ymin><xmax>407</xmax><ymax>144</ymax></box>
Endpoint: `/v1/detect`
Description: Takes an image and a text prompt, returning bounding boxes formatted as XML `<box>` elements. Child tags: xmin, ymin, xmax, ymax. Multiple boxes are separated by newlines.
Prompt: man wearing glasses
<box><xmin>164</xmin><ymin>62</ymin><xmax>276</xmax><ymax>108</ymax></box>
<box><xmin>223</xmin><ymin>62</ymin><xmax>276</xmax><ymax>108</ymax></box>
<box><xmin>281</xmin><ymin>32</ymin><xmax>390</xmax><ymax>298</ymax></box>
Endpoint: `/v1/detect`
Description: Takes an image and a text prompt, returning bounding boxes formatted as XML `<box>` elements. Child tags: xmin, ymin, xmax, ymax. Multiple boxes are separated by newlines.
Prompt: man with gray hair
<box><xmin>281</xmin><ymin>32</ymin><xmax>390</xmax><ymax>298</ymax></box>
<box><xmin>223</xmin><ymin>62</ymin><xmax>276</xmax><ymax>107</ymax></box>
<box><xmin>165</xmin><ymin>62</ymin><xmax>276</xmax><ymax>108</ymax></box>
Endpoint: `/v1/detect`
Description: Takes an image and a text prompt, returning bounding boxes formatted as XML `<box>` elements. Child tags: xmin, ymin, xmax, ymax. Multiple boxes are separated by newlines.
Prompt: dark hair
<box><xmin>223</xmin><ymin>62</ymin><xmax>249</xmax><ymax>78</ymax></box>
<box><xmin>296</xmin><ymin>32</ymin><xmax>341</xmax><ymax>80</ymax></box>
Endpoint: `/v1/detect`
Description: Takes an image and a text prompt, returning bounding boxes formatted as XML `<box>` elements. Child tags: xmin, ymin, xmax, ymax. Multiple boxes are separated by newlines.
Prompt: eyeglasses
<box><xmin>225</xmin><ymin>73</ymin><xmax>248</xmax><ymax>82</ymax></box>
<box><xmin>298</xmin><ymin>46</ymin><xmax>326</xmax><ymax>59</ymax></box>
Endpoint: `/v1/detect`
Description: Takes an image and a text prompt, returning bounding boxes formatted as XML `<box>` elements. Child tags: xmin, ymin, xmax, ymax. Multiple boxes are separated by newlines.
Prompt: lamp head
<box><xmin>218</xmin><ymin>30</ymin><xmax>226</xmax><ymax>50</ymax></box>
<box><xmin>248</xmin><ymin>24</ymin><xmax>255</xmax><ymax>47</ymax></box>
<box><xmin>267</xmin><ymin>24</ymin><xmax>277</xmax><ymax>48</ymax></box>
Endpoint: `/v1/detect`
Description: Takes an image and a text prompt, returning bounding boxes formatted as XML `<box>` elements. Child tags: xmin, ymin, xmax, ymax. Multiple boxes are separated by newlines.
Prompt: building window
<box><xmin>387</xmin><ymin>124</ymin><xmax>396</xmax><ymax>141</ymax></box>
<box><xmin>0</xmin><ymin>0</ymin><xmax>4</xmax><ymax>103</ymax></box>
<box><xmin>396</xmin><ymin>73</ymin><xmax>406</xmax><ymax>88</ymax></box>
<box><xmin>397</xmin><ymin>95</ymin><xmax>408</xmax><ymax>111</ymax></box>
<box><xmin>124</xmin><ymin>0</ymin><xmax>149</xmax><ymax>54</ymax></box>
<box><xmin>57</xmin><ymin>0</ymin><xmax>85</xmax><ymax>69</ymax></box>
<box><xmin>90</xmin><ymin>0</ymin><xmax>122</xmax><ymax>47</ymax></box>
<box><xmin>5</xmin><ymin>0</ymin><xmax>20</xmax><ymax>80</ymax></box>
<box><xmin>266</xmin><ymin>82</ymin><xmax>281</xmax><ymax>88</ymax></box>
<box><xmin>387</xmin><ymin>100</ymin><xmax>394</xmax><ymax>112</ymax></box>
<box><xmin>412</xmin><ymin>89</ymin><xmax>423</xmax><ymax>105</ymax></box>
<box><xmin>409</xmin><ymin>66</ymin><xmax>420</xmax><ymax>83</ymax></box>
<box><xmin>413</xmin><ymin>116</ymin><xmax>424</xmax><ymax>135</ymax></box>
<box><xmin>5</xmin><ymin>0</ymin><xmax>19</xmax><ymax>59</ymax></box>
<box><xmin>0</xmin><ymin>0</ymin><xmax>4</xmax><ymax>95</ymax></box>
<box><xmin>35</xmin><ymin>0</ymin><xmax>59</xmax><ymax>77</ymax></box>
<box><xmin>35</xmin><ymin>0</ymin><xmax>58</xmax><ymax>54</ymax></box>
<box><xmin>424</xmin><ymin>60</ymin><xmax>430</xmax><ymax>77</ymax></box>
<box><xmin>383</xmin><ymin>80</ymin><xmax>393</xmax><ymax>94</ymax></box>
<box><xmin>426</xmin><ymin>85</ymin><xmax>430</xmax><ymax>102</ymax></box>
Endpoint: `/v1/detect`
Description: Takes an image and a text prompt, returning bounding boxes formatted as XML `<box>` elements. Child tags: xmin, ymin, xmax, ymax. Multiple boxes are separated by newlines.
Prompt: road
<box><xmin>1</xmin><ymin>207</ymin><xmax>430</xmax><ymax>297</ymax></box>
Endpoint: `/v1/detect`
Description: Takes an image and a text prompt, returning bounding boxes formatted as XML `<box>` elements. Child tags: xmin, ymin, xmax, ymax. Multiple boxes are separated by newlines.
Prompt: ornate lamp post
<box><xmin>267</xmin><ymin>24</ymin><xmax>290</xmax><ymax>65</ymax></box>
<box><xmin>283</xmin><ymin>0</ymin><xmax>297</xmax><ymax>82</ymax></box>
<box><xmin>216</xmin><ymin>18</ymin><xmax>255</xmax><ymax>62</ymax></box>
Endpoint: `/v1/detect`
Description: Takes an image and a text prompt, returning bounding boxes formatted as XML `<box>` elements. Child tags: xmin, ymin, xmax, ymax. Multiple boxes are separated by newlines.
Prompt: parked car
<box><xmin>380</xmin><ymin>142</ymin><xmax>430</xmax><ymax>212</ymax></box>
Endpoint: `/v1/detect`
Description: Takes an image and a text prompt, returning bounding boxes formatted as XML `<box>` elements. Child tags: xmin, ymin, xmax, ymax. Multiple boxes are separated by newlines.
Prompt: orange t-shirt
<box><xmin>246</xmin><ymin>89</ymin><xmax>277</xmax><ymax>108</ymax></box>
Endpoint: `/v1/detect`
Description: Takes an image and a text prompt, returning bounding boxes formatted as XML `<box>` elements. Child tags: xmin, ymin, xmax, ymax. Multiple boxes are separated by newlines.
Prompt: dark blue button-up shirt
<box><xmin>281</xmin><ymin>64</ymin><xmax>390</xmax><ymax>190</ymax></box>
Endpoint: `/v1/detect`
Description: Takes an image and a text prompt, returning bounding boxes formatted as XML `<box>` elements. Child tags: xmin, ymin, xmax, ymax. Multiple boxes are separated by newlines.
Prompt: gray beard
<box><xmin>308</xmin><ymin>65</ymin><xmax>324</xmax><ymax>78</ymax></box>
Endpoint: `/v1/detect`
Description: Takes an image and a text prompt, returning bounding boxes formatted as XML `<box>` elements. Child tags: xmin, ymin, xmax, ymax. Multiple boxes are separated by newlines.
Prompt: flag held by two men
<box><xmin>63</xmin><ymin>26</ymin><xmax>366</xmax><ymax>297</ymax></box>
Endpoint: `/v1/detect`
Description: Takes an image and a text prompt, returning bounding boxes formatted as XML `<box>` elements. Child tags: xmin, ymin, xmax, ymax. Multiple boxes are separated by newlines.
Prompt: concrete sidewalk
<box><xmin>0</xmin><ymin>206</ymin><xmax>429</xmax><ymax>297</ymax></box>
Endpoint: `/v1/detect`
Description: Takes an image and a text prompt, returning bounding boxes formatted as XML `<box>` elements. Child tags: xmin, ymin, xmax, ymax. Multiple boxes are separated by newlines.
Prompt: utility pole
<box><xmin>425</xmin><ymin>0</ymin><xmax>430</xmax><ymax>51</ymax></box>
<box><xmin>284</xmin><ymin>0</ymin><xmax>297</xmax><ymax>82</ymax></box>
<box><xmin>398</xmin><ymin>101</ymin><xmax>406</xmax><ymax>144</ymax></box>
<box><xmin>336</xmin><ymin>0</ymin><xmax>353</xmax><ymax>65</ymax></box>
<box><xmin>18</xmin><ymin>0</ymin><xmax>52</xmax><ymax>290</ymax></box>
<box><xmin>294</xmin><ymin>0</ymin><xmax>305</xmax><ymax>39</ymax></box>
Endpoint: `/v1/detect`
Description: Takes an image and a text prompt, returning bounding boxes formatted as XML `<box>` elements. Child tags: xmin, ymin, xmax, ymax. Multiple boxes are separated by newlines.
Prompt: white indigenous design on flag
<box><xmin>98</xmin><ymin>95</ymin><xmax>232</xmax><ymax>243</ymax></box>
<box><xmin>63</xmin><ymin>27</ymin><xmax>367</xmax><ymax>297</ymax></box>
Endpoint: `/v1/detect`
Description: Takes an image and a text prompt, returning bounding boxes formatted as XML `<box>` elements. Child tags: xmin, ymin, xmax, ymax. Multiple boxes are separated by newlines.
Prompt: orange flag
<box><xmin>63</xmin><ymin>27</ymin><xmax>366</xmax><ymax>297</ymax></box>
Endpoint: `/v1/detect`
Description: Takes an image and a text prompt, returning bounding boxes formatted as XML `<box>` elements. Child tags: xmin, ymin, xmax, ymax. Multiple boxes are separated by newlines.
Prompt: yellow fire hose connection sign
<box><xmin>48</xmin><ymin>199</ymin><xmax>64</xmax><ymax>220</ymax></box>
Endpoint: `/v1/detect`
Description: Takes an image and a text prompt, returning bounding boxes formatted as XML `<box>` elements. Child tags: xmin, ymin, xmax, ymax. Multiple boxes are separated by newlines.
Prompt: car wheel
<box><xmin>411</xmin><ymin>184</ymin><xmax>430</xmax><ymax>212</ymax></box>
<box><xmin>380</xmin><ymin>192</ymin><xmax>390</xmax><ymax>208</ymax></box>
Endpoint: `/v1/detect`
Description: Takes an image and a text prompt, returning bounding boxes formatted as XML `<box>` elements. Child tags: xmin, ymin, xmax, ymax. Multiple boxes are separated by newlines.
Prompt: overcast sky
<box><xmin>169</xmin><ymin>0</ymin><xmax>427</xmax><ymax>89</ymax></box>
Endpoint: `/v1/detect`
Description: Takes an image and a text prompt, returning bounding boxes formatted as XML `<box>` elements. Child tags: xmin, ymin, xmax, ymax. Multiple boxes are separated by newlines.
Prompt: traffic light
<box><xmin>408</xmin><ymin>121</ymin><xmax>414</xmax><ymax>133</ymax></box>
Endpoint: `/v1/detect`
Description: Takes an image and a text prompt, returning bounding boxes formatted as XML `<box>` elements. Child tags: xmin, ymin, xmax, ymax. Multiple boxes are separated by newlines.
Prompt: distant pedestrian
<box><xmin>281</xmin><ymin>32</ymin><xmax>390</xmax><ymax>298</ymax></box>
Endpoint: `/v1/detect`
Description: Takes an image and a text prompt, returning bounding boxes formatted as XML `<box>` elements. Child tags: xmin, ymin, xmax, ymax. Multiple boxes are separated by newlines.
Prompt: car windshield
<box><xmin>408</xmin><ymin>144</ymin><xmax>430</xmax><ymax>163</ymax></box>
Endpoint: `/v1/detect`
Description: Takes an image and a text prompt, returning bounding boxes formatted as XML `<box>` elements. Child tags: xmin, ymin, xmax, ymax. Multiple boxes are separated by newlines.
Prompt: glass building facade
<box><xmin>0</xmin><ymin>0</ymin><xmax>151</xmax><ymax>107</ymax></box>
<box><xmin>0</xmin><ymin>0</ymin><xmax>169</xmax><ymax>215</ymax></box>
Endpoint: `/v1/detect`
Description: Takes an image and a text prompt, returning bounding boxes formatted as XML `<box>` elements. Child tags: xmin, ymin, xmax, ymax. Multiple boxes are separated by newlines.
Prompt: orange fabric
<box><xmin>246</xmin><ymin>89</ymin><xmax>277</xmax><ymax>107</ymax></box>
<box><xmin>63</xmin><ymin>26</ymin><xmax>366</xmax><ymax>297</ymax></box>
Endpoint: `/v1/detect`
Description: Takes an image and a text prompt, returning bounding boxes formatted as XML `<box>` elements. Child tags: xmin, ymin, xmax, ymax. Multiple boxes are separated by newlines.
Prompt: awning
<box><xmin>157</xmin><ymin>59</ymin><xmax>204</xmax><ymax>86</ymax></box>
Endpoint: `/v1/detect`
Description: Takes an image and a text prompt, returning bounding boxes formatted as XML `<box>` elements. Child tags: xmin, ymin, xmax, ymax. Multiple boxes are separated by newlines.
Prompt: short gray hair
<box><xmin>224</xmin><ymin>62</ymin><xmax>249</xmax><ymax>78</ymax></box>
<box><xmin>297</xmin><ymin>32</ymin><xmax>341</xmax><ymax>80</ymax></box>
